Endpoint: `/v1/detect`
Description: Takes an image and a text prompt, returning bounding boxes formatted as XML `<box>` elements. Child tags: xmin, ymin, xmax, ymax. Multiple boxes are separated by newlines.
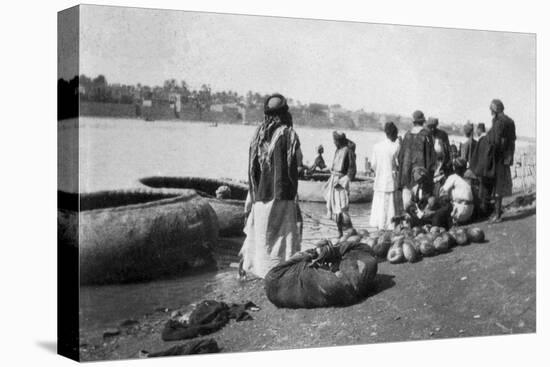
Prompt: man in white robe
<box><xmin>369</xmin><ymin>122</ymin><xmax>400</xmax><ymax>230</ymax></box>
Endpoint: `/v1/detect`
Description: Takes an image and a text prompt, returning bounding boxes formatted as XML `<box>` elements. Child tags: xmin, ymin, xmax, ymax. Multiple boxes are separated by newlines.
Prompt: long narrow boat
<box><xmin>58</xmin><ymin>189</ymin><xmax>219</xmax><ymax>285</ymax></box>
<box><xmin>136</xmin><ymin>174</ymin><xmax>373</xmax><ymax>238</ymax></box>
<box><xmin>298</xmin><ymin>172</ymin><xmax>374</xmax><ymax>203</ymax></box>
<box><xmin>137</xmin><ymin>176</ymin><xmax>248</xmax><ymax>237</ymax></box>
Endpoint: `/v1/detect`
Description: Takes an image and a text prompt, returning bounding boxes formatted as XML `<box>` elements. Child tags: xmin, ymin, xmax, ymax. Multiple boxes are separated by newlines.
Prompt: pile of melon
<box><xmin>337</xmin><ymin>225</ymin><xmax>485</xmax><ymax>264</ymax></box>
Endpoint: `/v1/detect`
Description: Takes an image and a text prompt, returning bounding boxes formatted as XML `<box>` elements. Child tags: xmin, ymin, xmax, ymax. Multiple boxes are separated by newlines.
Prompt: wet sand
<box><xmin>79</xmin><ymin>196</ymin><xmax>536</xmax><ymax>361</ymax></box>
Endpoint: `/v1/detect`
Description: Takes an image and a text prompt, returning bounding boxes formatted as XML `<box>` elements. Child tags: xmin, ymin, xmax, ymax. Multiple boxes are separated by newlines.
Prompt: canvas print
<box><xmin>57</xmin><ymin>4</ymin><xmax>536</xmax><ymax>362</ymax></box>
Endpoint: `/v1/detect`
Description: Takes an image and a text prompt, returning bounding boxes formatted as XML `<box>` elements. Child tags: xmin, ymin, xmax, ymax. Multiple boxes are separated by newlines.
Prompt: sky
<box><xmin>72</xmin><ymin>5</ymin><xmax>536</xmax><ymax>137</ymax></box>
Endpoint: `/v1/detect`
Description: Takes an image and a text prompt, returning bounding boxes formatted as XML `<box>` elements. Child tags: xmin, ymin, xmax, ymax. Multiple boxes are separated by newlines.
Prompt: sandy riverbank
<box><xmin>79</xmin><ymin>195</ymin><xmax>536</xmax><ymax>362</ymax></box>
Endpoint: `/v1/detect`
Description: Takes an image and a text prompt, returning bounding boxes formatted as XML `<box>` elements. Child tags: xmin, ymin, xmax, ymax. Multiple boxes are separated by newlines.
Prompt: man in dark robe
<box><xmin>398</xmin><ymin>110</ymin><xmax>437</xmax><ymax>210</ymax></box>
<box><xmin>426</xmin><ymin>117</ymin><xmax>452</xmax><ymax>176</ymax></box>
<box><xmin>485</xmin><ymin>99</ymin><xmax>516</xmax><ymax>222</ymax></box>
<box><xmin>239</xmin><ymin>94</ymin><xmax>303</xmax><ymax>279</ymax></box>
<box><xmin>460</xmin><ymin>122</ymin><xmax>477</xmax><ymax>167</ymax></box>
<box><xmin>426</xmin><ymin>117</ymin><xmax>452</xmax><ymax>195</ymax></box>
<box><xmin>470</xmin><ymin>125</ymin><xmax>495</xmax><ymax>219</ymax></box>
<box><xmin>476</xmin><ymin>123</ymin><xmax>487</xmax><ymax>139</ymax></box>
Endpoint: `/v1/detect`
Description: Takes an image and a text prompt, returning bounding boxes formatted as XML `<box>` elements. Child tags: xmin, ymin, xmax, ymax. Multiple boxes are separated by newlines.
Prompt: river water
<box><xmin>62</xmin><ymin>117</ymin><xmax>390</xmax><ymax>192</ymax></box>
<box><xmin>63</xmin><ymin>117</ymin><xmax>531</xmax><ymax>334</ymax></box>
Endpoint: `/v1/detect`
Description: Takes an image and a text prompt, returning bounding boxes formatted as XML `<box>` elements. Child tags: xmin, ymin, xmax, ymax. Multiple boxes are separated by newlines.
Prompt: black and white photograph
<box><xmin>0</xmin><ymin>1</ymin><xmax>539</xmax><ymax>366</ymax></box>
<box><xmin>55</xmin><ymin>3</ymin><xmax>540</xmax><ymax>363</ymax></box>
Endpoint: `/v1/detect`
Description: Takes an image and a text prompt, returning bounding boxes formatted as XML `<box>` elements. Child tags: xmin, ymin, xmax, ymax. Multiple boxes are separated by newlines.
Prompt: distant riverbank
<box><xmin>78</xmin><ymin>101</ymin><xmax>535</xmax><ymax>143</ymax></box>
<box><xmin>79</xmin><ymin>101</ymin><xmax>381</xmax><ymax>132</ymax></box>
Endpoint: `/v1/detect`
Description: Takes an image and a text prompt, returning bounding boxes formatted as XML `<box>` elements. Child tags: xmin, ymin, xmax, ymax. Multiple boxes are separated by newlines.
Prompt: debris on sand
<box><xmin>140</xmin><ymin>339</ymin><xmax>220</xmax><ymax>358</ymax></box>
<box><xmin>495</xmin><ymin>322</ymin><xmax>512</xmax><ymax>333</ymax></box>
<box><xmin>119</xmin><ymin>319</ymin><xmax>139</xmax><ymax>328</ymax></box>
<box><xmin>102</xmin><ymin>328</ymin><xmax>120</xmax><ymax>338</ymax></box>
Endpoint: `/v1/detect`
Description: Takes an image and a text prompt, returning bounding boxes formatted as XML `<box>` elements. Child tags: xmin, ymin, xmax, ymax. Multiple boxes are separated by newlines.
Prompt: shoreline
<box><xmin>78</xmin><ymin>194</ymin><xmax>536</xmax><ymax>362</ymax></box>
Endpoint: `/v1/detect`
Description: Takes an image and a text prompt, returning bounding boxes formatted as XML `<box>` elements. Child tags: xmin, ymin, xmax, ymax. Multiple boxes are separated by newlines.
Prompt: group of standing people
<box><xmin>239</xmin><ymin>94</ymin><xmax>516</xmax><ymax>280</ymax></box>
<box><xmin>369</xmin><ymin>99</ymin><xmax>516</xmax><ymax>232</ymax></box>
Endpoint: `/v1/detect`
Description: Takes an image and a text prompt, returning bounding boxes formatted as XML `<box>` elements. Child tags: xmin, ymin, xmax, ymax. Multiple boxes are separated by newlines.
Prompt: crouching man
<box><xmin>404</xmin><ymin>167</ymin><xmax>452</xmax><ymax>230</ymax></box>
<box><xmin>439</xmin><ymin>158</ymin><xmax>474</xmax><ymax>225</ymax></box>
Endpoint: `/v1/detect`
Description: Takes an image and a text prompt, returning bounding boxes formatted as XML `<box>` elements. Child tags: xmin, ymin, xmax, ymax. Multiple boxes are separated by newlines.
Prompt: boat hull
<box><xmin>58</xmin><ymin>189</ymin><xmax>219</xmax><ymax>285</ymax></box>
<box><xmin>138</xmin><ymin>176</ymin><xmax>248</xmax><ymax>237</ymax></box>
<box><xmin>298</xmin><ymin>176</ymin><xmax>374</xmax><ymax>203</ymax></box>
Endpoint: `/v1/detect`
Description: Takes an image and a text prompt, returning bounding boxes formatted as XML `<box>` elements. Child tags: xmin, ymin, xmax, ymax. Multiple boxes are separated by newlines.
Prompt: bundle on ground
<box><xmin>161</xmin><ymin>300</ymin><xmax>257</xmax><ymax>341</ymax></box>
<box><xmin>264</xmin><ymin>241</ymin><xmax>378</xmax><ymax>308</ymax></box>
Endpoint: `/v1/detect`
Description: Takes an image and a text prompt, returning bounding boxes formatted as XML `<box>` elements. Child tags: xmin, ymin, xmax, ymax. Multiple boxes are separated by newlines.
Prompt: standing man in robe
<box><xmin>369</xmin><ymin>122</ymin><xmax>400</xmax><ymax>230</ymax></box>
<box><xmin>476</xmin><ymin>123</ymin><xmax>487</xmax><ymax>139</ymax></box>
<box><xmin>426</xmin><ymin>117</ymin><xmax>452</xmax><ymax>194</ymax></box>
<box><xmin>398</xmin><ymin>110</ymin><xmax>437</xmax><ymax>211</ymax></box>
<box><xmin>460</xmin><ymin>122</ymin><xmax>477</xmax><ymax>167</ymax></box>
<box><xmin>239</xmin><ymin>94</ymin><xmax>303</xmax><ymax>279</ymax></box>
<box><xmin>326</xmin><ymin>131</ymin><xmax>357</xmax><ymax>237</ymax></box>
<box><xmin>485</xmin><ymin>99</ymin><xmax>516</xmax><ymax>222</ymax></box>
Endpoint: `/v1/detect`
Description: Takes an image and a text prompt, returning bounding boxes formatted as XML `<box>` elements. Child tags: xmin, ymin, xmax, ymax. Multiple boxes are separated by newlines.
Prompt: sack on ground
<box><xmin>264</xmin><ymin>241</ymin><xmax>377</xmax><ymax>308</ymax></box>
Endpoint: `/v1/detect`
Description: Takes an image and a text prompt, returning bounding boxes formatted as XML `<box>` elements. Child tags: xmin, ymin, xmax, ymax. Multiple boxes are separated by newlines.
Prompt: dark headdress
<box><xmin>250</xmin><ymin>94</ymin><xmax>293</xmax><ymax>153</ymax></box>
<box><xmin>453</xmin><ymin>157</ymin><xmax>467</xmax><ymax>171</ymax></box>
<box><xmin>332</xmin><ymin>131</ymin><xmax>347</xmax><ymax>148</ymax></box>
<box><xmin>426</xmin><ymin>117</ymin><xmax>439</xmax><ymax>127</ymax></box>
<box><xmin>384</xmin><ymin>121</ymin><xmax>398</xmax><ymax>137</ymax></box>
<box><xmin>412</xmin><ymin>110</ymin><xmax>426</xmax><ymax>125</ymax></box>
<box><xmin>264</xmin><ymin>94</ymin><xmax>289</xmax><ymax>116</ymax></box>
<box><xmin>412</xmin><ymin>166</ymin><xmax>429</xmax><ymax>184</ymax></box>
<box><xmin>490</xmin><ymin>99</ymin><xmax>504</xmax><ymax>113</ymax></box>
<box><xmin>248</xmin><ymin>94</ymin><xmax>299</xmax><ymax>199</ymax></box>
<box><xmin>463</xmin><ymin>122</ymin><xmax>474</xmax><ymax>136</ymax></box>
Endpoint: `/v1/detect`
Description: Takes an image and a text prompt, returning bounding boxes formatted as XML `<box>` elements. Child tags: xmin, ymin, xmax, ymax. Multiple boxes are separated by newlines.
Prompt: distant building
<box><xmin>210</xmin><ymin>103</ymin><xmax>224</xmax><ymax>112</ymax></box>
<box><xmin>328</xmin><ymin>105</ymin><xmax>345</xmax><ymax>124</ymax></box>
<box><xmin>168</xmin><ymin>92</ymin><xmax>181</xmax><ymax>112</ymax></box>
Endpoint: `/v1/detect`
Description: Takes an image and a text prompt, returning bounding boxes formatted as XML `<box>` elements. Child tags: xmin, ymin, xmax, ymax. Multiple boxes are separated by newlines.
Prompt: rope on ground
<box><xmin>301</xmin><ymin>207</ymin><xmax>378</xmax><ymax>233</ymax></box>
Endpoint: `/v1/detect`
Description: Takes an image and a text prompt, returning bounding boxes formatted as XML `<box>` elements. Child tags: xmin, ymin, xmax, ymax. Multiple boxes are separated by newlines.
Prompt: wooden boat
<box><xmin>137</xmin><ymin>176</ymin><xmax>248</xmax><ymax>237</ymax></box>
<box><xmin>58</xmin><ymin>189</ymin><xmax>219</xmax><ymax>285</ymax></box>
<box><xmin>298</xmin><ymin>172</ymin><xmax>374</xmax><ymax>203</ymax></box>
